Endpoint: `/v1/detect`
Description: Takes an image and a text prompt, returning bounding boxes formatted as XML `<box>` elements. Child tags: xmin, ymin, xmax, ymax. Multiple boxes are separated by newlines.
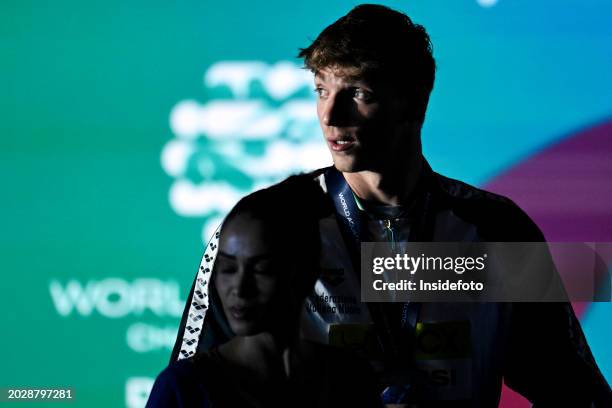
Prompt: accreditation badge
<box><xmin>328</xmin><ymin>323</ymin><xmax>382</xmax><ymax>358</ymax></box>
<box><xmin>412</xmin><ymin>320</ymin><xmax>472</xmax><ymax>405</ymax></box>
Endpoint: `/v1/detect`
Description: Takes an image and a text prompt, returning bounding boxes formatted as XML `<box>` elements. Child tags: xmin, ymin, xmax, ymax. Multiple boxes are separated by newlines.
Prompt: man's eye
<box><xmin>353</xmin><ymin>88</ymin><xmax>372</xmax><ymax>101</ymax></box>
<box><xmin>314</xmin><ymin>87</ymin><xmax>328</xmax><ymax>98</ymax></box>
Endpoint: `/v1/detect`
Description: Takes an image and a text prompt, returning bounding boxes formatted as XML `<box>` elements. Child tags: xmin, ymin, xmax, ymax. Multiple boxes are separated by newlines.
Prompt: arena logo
<box><xmin>160</xmin><ymin>61</ymin><xmax>331</xmax><ymax>242</ymax></box>
<box><xmin>49</xmin><ymin>279</ymin><xmax>185</xmax><ymax>318</ymax></box>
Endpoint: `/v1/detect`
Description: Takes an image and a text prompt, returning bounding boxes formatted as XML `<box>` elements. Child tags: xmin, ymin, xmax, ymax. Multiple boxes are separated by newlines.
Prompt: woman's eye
<box><xmin>217</xmin><ymin>267</ymin><xmax>235</xmax><ymax>275</ymax></box>
<box><xmin>253</xmin><ymin>261</ymin><xmax>278</xmax><ymax>276</ymax></box>
<box><xmin>215</xmin><ymin>261</ymin><xmax>236</xmax><ymax>275</ymax></box>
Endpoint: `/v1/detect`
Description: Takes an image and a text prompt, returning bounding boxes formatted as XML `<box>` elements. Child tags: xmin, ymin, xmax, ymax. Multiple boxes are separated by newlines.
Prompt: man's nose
<box><xmin>321</xmin><ymin>93</ymin><xmax>350</xmax><ymax>127</ymax></box>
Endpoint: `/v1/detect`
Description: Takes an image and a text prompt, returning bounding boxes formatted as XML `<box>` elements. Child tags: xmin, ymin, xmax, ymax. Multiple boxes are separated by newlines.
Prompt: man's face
<box><xmin>314</xmin><ymin>66</ymin><xmax>415</xmax><ymax>173</ymax></box>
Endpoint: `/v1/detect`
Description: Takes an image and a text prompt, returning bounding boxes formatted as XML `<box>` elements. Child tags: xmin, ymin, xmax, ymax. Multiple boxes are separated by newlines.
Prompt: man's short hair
<box><xmin>298</xmin><ymin>4</ymin><xmax>436</xmax><ymax>124</ymax></box>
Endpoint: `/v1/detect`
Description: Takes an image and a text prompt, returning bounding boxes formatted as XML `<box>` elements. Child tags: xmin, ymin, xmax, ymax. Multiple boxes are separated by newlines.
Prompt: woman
<box><xmin>147</xmin><ymin>175</ymin><xmax>382</xmax><ymax>407</ymax></box>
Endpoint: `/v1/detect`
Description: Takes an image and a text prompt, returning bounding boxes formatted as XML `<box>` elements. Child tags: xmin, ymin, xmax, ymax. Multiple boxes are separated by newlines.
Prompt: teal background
<box><xmin>1</xmin><ymin>1</ymin><xmax>610</xmax><ymax>406</ymax></box>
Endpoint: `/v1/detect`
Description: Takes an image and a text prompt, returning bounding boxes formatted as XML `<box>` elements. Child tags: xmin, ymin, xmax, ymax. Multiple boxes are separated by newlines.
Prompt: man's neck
<box><xmin>343</xmin><ymin>155</ymin><xmax>424</xmax><ymax>207</ymax></box>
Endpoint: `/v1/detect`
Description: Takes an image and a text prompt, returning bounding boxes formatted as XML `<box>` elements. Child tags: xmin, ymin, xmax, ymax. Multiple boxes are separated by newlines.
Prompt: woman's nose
<box><xmin>233</xmin><ymin>268</ymin><xmax>256</xmax><ymax>298</ymax></box>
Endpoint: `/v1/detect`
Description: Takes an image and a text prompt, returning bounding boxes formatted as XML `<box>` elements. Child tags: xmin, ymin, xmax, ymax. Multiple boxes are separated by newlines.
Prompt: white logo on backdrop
<box><xmin>49</xmin><ymin>279</ymin><xmax>184</xmax><ymax>355</ymax></box>
<box><xmin>160</xmin><ymin>61</ymin><xmax>330</xmax><ymax>242</ymax></box>
<box><xmin>125</xmin><ymin>377</ymin><xmax>154</xmax><ymax>408</ymax></box>
<box><xmin>49</xmin><ymin>279</ymin><xmax>184</xmax><ymax>318</ymax></box>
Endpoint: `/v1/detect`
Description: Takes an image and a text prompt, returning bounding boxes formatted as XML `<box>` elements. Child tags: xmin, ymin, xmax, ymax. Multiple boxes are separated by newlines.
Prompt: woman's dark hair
<box><xmin>298</xmin><ymin>4</ymin><xmax>436</xmax><ymax>124</ymax></box>
<box><xmin>199</xmin><ymin>174</ymin><xmax>329</xmax><ymax>349</ymax></box>
<box><xmin>219</xmin><ymin>173</ymin><xmax>330</xmax><ymax>301</ymax></box>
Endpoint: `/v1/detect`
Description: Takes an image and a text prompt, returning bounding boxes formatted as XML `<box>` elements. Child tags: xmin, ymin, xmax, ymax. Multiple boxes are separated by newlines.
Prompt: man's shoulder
<box><xmin>430</xmin><ymin>171</ymin><xmax>545</xmax><ymax>241</ymax></box>
<box><xmin>433</xmin><ymin>171</ymin><xmax>515</xmax><ymax>207</ymax></box>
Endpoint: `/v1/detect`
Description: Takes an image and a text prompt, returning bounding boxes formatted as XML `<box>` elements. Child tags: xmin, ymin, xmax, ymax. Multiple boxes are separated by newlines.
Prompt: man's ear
<box><xmin>398</xmin><ymin>116</ymin><xmax>421</xmax><ymax>137</ymax></box>
<box><xmin>395</xmin><ymin>96</ymin><xmax>417</xmax><ymax>124</ymax></box>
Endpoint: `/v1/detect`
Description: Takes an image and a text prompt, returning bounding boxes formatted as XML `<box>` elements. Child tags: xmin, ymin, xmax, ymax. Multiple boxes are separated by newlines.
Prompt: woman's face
<box><xmin>214</xmin><ymin>215</ymin><xmax>288</xmax><ymax>336</ymax></box>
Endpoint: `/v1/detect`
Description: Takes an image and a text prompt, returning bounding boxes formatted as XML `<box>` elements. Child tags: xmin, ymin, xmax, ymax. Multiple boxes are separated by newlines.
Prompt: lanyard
<box><xmin>324</xmin><ymin>167</ymin><xmax>422</xmax><ymax>360</ymax></box>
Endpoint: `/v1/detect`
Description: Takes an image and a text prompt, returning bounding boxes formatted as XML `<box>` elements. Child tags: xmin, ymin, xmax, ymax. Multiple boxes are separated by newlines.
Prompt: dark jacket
<box><xmin>170</xmin><ymin>162</ymin><xmax>611</xmax><ymax>407</ymax></box>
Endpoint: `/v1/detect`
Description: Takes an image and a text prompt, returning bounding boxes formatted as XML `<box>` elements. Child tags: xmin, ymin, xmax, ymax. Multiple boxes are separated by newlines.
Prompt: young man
<box><xmin>172</xmin><ymin>4</ymin><xmax>611</xmax><ymax>406</ymax></box>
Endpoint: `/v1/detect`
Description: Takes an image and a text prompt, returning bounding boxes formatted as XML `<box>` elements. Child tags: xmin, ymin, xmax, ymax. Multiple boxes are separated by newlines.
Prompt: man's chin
<box><xmin>333</xmin><ymin>161</ymin><xmax>366</xmax><ymax>174</ymax></box>
<box><xmin>332</xmin><ymin>156</ymin><xmax>364</xmax><ymax>173</ymax></box>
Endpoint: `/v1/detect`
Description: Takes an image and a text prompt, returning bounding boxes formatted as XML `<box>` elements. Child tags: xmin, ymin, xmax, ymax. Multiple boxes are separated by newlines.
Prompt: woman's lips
<box><xmin>229</xmin><ymin>305</ymin><xmax>255</xmax><ymax>320</ymax></box>
<box><xmin>327</xmin><ymin>139</ymin><xmax>356</xmax><ymax>152</ymax></box>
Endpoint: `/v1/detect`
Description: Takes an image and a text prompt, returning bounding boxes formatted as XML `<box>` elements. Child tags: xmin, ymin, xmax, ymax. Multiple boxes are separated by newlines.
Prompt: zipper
<box><xmin>384</xmin><ymin>219</ymin><xmax>397</xmax><ymax>251</ymax></box>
